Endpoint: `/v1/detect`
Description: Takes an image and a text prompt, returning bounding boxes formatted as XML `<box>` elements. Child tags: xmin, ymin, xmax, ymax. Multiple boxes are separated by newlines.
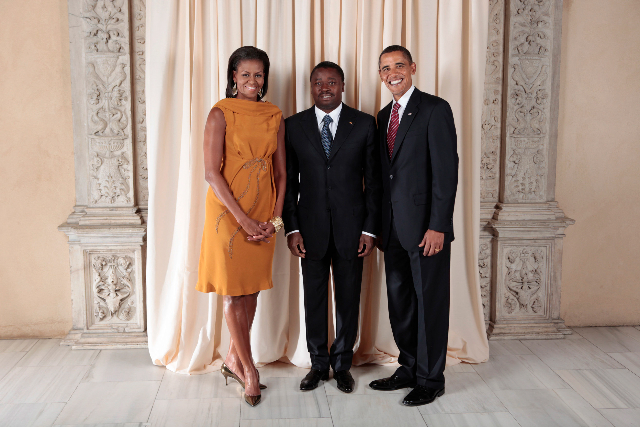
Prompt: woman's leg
<box><xmin>225</xmin><ymin>291</ymin><xmax>260</xmax><ymax>381</ymax></box>
<box><xmin>223</xmin><ymin>295</ymin><xmax>260</xmax><ymax>396</ymax></box>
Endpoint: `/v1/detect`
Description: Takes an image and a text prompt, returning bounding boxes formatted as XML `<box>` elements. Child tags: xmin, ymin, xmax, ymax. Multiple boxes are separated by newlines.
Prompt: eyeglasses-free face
<box><xmin>379</xmin><ymin>51</ymin><xmax>416</xmax><ymax>101</ymax></box>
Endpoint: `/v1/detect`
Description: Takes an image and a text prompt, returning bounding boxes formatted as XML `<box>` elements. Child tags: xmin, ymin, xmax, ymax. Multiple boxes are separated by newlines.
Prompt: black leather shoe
<box><xmin>402</xmin><ymin>385</ymin><xmax>445</xmax><ymax>406</ymax></box>
<box><xmin>300</xmin><ymin>369</ymin><xmax>329</xmax><ymax>391</ymax></box>
<box><xmin>369</xmin><ymin>374</ymin><xmax>416</xmax><ymax>391</ymax></box>
<box><xmin>333</xmin><ymin>370</ymin><xmax>355</xmax><ymax>393</ymax></box>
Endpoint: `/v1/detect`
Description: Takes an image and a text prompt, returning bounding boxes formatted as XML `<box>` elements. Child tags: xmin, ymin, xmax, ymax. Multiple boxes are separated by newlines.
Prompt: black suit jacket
<box><xmin>378</xmin><ymin>88</ymin><xmax>458</xmax><ymax>252</ymax></box>
<box><xmin>283</xmin><ymin>103</ymin><xmax>381</xmax><ymax>260</ymax></box>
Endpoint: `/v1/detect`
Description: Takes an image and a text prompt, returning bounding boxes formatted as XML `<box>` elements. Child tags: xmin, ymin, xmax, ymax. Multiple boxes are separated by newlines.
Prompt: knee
<box><xmin>224</xmin><ymin>295</ymin><xmax>244</xmax><ymax>309</ymax></box>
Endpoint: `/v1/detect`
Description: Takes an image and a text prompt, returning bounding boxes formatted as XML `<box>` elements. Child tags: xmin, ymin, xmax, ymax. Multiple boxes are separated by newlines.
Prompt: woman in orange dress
<box><xmin>196</xmin><ymin>46</ymin><xmax>285</xmax><ymax>407</ymax></box>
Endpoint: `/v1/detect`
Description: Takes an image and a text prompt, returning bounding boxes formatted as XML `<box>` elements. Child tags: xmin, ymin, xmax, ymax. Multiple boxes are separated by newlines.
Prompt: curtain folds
<box><xmin>147</xmin><ymin>0</ymin><xmax>489</xmax><ymax>374</ymax></box>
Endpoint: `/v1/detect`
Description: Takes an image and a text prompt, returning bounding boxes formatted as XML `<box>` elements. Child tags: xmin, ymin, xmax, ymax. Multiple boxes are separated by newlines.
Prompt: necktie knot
<box><xmin>392</xmin><ymin>102</ymin><xmax>401</xmax><ymax>112</ymax></box>
<box><xmin>323</xmin><ymin>115</ymin><xmax>333</xmax><ymax>125</ymax></box>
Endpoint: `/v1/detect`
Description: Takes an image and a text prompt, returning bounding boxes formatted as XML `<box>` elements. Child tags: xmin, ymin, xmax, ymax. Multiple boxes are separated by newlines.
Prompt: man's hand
<box><xmin>418</xmin><ymin>229</ymin><xmax>444</xmax><ymax>257</ymax></box>
<box><xmin>358</xmin><ymin>234</ymin><xmax>375</xmax><ymax>257</ymax></box>
<box><xmin>375</xmin><ymin>236</ymin><xmax>384</xmax><ymax>252</ymax></box>
<box><xmin>287</xmin><ymin>232</ymin><xmax>306</xmax><ymax>258</ymax></box>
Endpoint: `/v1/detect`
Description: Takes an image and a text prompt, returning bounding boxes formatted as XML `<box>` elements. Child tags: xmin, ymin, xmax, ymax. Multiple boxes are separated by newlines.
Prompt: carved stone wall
<box><xmin>59</xmin><ymin>0</ymin><xmax>147</xmax><ymax>349</ymax></box>
<box><xmin>480</xmin><ymin>0</ymin><xmax>574</xmax><ymax>340</ymax></box>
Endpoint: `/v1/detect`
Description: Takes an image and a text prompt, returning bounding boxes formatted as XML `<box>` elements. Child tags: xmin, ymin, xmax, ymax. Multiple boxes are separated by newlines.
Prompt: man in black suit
<box><xmin>283</xmin><ymin>61</ymin><xmax>381</xmax><ymax>394</ymax></box>
<box><xmin>368</xmin><ymin>46</ymin><xmax>458</xmax><ymax>407</ymax></box>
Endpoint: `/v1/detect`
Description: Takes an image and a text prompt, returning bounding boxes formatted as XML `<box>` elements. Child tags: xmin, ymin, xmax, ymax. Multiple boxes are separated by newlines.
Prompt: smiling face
<box><xmin>310</xmin><ymin>67</ymin><xmax>344</xmax><ymax>113</ymax></box>
<box><xmin>233</xmin><ymin>59</ymin><xmax>265</xmax><ymax>101</ymax></box>
<box><xmin>379</xmin><ymin>51</ymin><xmax>416</xmax><ymax>101</ymax></box>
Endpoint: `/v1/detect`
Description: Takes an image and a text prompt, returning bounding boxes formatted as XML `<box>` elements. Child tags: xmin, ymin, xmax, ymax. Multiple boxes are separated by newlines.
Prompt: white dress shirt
<box><xmin>286</xmin><ymin>103</ymin><xmax>376</xmax><ymax>239</ymax></box>
<box><xmin>387</xmin><ymin>85</ymin><xmax>416</xmax><ymax>131</ymax></box>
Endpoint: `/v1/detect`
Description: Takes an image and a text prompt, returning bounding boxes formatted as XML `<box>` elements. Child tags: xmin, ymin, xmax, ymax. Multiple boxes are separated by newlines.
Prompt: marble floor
<box><xmin>1</xmin><ymin>327</ymin><xmax>640</xmax><ymax>426</ymax></box>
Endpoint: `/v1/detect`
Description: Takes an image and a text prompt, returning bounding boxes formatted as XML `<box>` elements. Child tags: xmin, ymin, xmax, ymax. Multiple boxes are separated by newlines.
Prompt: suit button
<box><xmin>327</xmin><ymin>166</ymin><xmax>331</xmax><ymax>170</ymax></box>
<box><xmin>390</xmin><ymin>174</ymin><xmax>394</xmax><ymax>179</ymax></box>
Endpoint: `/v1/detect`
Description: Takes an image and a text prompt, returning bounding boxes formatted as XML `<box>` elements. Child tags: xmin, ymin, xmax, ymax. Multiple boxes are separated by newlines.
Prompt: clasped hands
<box><xmin>287</xmin><ymin>233</ymin><xmax>375</xmax><ymax>258</ymax></box>
<box><xmin>239</xmin><ymin>216</ymin><xmax>275</xmax><ymax>243</ymax></box>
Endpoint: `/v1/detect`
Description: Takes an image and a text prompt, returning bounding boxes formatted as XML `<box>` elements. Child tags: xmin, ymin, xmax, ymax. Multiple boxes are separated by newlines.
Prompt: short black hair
<box><xmin>378</xmin><ymin>45</ymin><xmax>413</xmax><ymax>68</ymax></box>
<box><xmin>310</xmin><ymin>61</ymin><xmax>345</xmax><ymax>82</ymax></box>
<box><xmin>226</xmin><ymin>46</ymin><xmax>270</xmax><ymax>100</ymax></box>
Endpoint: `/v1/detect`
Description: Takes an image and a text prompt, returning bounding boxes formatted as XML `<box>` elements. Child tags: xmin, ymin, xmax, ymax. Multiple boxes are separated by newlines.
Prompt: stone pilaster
<box><xmin>481</xmin><ymin>0</ymin><xmax>574</xmax><ymax>339</ymax></box>
<box><xmin>59</xmin><ymin>0</ymin><xmax>147</xmax><ymax>349</ymax></box>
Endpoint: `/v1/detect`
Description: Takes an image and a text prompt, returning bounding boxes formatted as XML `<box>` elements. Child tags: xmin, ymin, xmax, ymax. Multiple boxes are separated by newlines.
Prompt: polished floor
<box><xmin>1</xmin><ymin>327</ymin><xmax>640</xmax><ymax>426</ymax></box>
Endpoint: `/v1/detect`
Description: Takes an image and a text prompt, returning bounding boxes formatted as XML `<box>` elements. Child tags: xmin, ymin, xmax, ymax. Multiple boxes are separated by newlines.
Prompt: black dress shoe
<box><xmin>402</xmin><ymin>385</ymin><xmax>445</xmax><ymax>406</ymax></box>
<box><xmin>369</xmin><ymin>374</ymin><xmax>416</xmax><ymax>391</ymax></box>
<box><xmin>333</xmin><ymin>370</ymin><xmax>355</xmax><ymax>393</ymax></box>
<box><xmin>300</xmin><ymin>369</ymin><xmax>329</xmax><ymax>391</ymax></box>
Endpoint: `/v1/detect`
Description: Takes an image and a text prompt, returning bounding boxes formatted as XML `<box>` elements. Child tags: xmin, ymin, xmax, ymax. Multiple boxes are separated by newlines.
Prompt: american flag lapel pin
<box><xmin>349</xmin><ymin>121</ymin><xmax>353</xmax><ymax>124</ymax></box>
<box><xmin>408</xmin><ymin>113</ymin><xmax>412</xmax><ymax>116</ymax></box>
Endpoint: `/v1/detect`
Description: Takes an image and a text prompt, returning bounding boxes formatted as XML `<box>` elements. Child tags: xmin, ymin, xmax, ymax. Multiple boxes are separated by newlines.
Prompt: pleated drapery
<box><xmin>146</xmin><ymin>0</ymin><xmax>489</xmax><ymax>374</ymax></box>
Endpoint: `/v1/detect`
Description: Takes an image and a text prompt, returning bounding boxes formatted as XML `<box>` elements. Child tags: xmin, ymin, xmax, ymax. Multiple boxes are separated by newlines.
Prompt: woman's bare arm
<box><xmin>204</xmin><ymin>107</ymin><xmax>270</xmax><ymax>240</ymax></box>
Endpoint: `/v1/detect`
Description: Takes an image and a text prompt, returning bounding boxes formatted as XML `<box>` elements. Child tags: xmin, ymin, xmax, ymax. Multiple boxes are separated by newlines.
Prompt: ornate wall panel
<box><xmin>503</xmin><ymin>0</ymin><xmax>554</xmax><ymax>203</ymax></box>
<box><xmin>481</xmin><ymin>0</ymin><xmax>505</xmax><ymax>203</ymax></box>
<box><xmin>60</xmin><ymin>0</ymin><xmax>147</xmax><ymax>349</ymax></box>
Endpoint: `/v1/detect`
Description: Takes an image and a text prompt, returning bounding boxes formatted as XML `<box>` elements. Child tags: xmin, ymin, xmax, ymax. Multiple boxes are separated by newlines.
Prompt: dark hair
<box><xmin>226</xmin><ymin>46</ymin><xmax>270</xmax><ymax>100</ymax></box>
<box><xmin>310</xmin><ymin>61</ymin><xmax>345</xmax><ymax>82</ymax></box>
<box><xmin>378</xmin><ymin>45</ymin><xmax>413</xmax><ymax>68</ymax></box>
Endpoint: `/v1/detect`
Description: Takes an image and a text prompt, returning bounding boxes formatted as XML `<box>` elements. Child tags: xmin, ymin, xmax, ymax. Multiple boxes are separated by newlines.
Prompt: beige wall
<box><xmin>0</xmin><ymin>0</ymin><xmax>638</xmax><ymax>338</ymax></box>
<box><xmin>0</xmin><ymin>0</ymin><xmax>74</xmax><ymax>337</ymax></box>
<box><xmin>557</xmin><ymin>0</ymin><xmax>640</xmax><ymax>326</ymax></box>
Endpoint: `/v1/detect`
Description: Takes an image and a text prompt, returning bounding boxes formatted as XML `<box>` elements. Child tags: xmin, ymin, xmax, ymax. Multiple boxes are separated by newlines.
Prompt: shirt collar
<box><xmin>392</xmin><ymin>85</ymin><xmax>415</xmax><ymax>109</ymax></box>
<box><xmin>315</xmin><ymin>103</ymin><xmax>343</xmax><ymax>126</ymax></box>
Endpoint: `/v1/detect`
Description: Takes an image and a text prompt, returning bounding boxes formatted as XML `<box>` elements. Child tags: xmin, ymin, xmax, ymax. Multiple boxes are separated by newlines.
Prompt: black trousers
<box><xmin>384</xmin><ymin>217</ymin><xmax>450</xmax><ymax>388</ymax></box>
<box><xmin>300</xmin><ymin>219</ymin><xmax>363</xmax><ymax>372</ymax></box>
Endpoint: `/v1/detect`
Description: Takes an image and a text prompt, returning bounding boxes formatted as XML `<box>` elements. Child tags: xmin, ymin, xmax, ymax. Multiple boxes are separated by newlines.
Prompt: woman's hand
<box><xmin>259</xmin><ymin>221</ymin><xmax>276</xmax><ymax>236</ymax></box>
<box><xmin>238</xmin><ymin>216</ymin><xmax>272</xmax><ymax>242</ymax></box>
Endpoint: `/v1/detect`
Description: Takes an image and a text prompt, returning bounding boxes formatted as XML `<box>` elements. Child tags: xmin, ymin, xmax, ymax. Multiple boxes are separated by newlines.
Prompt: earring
<box><xmin>232</xmin><ymin>83</ymin><xmax>237</xmax><ymax>96</ymax></box>
<box><xmin>258</xmin><ymin>88</ymin><xmax>263</xmax><ymax>98</ymax></box>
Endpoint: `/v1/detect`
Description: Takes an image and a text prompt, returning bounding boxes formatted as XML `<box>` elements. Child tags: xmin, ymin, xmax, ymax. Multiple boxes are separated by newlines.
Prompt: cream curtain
<box><xmin>146</xmin><ymin>0</ymin><xmax>489</xmax><ymax>374</ymax></box>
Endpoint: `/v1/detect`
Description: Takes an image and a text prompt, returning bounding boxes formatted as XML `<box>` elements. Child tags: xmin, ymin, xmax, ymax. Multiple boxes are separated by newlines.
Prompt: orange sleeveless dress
<box><xmin>196</xmin><ymin>98</ymin><xmax>283</xmax><ymax>296</ymax></box>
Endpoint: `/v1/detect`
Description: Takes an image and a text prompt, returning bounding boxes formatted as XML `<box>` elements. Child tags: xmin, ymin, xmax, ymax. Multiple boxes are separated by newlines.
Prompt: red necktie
<box><xmin>387</xmin><ymin>102</ymin><xmax>401</xmax><ymax>158</ymax></box>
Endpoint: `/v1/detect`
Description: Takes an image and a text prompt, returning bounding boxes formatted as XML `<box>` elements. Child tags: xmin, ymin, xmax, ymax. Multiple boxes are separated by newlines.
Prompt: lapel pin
<box><xmin>349</xmin><ymin>121</ymin><xmax>353</xmax><ymax>124</ymax></box>
<box><xmin>408</xmin><ymin>113</ymin><xmax>412</xmax><ymax>116</ymax></box>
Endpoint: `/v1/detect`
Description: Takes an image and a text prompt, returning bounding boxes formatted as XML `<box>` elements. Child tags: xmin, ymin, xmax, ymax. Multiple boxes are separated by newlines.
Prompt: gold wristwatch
<box><xmin>269</xmin><ymin>216</ymin><xmax>284</xmax><ymax>233</ymax></box>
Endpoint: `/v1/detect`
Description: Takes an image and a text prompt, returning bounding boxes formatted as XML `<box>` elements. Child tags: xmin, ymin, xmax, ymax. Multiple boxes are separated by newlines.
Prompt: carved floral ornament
<box><xmin>478</xmin><ymin>242</ymin><xmax>492</xmax><ymax>321</ymax></box>
<box><xmin>92</xmin><ymin>254</ymin><xmax>136</xmax><ymax>322</ymax></box>
<box><xmin>503</xmin><ymin>247</ymin><xmax>546</xmax><ymax>316</ymax></box>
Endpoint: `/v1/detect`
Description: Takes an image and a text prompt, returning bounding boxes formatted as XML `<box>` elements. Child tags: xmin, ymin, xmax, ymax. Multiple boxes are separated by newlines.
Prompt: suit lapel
<box><xmin>300</xmin><ymin>107</ymin><xmax>326</xmax><ymax>160</ymax></box>
<box><xmin>390</xmin><ymin>89</ymin><xmax>421</xmax><ymax>164</ymax></box>
<box><xmin>328</xmin><ymin>104</ymin><xmax>357</xmax><ymax>161</ymax></box>
<box><xmin>379</xmin><ymin>102</ymin><xmax>392</xmax><ymax>163</ymax></box>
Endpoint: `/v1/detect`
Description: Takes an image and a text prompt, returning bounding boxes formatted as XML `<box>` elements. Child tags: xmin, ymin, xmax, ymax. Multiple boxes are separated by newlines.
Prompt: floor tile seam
<box><xmin>0</xmin><ymin>352</ymin><xmax>27</xmax><ymax>383</ymax></box>
<box><xmin>550</xmin><ymin>387</ymin><xmax>607</xmax><ymax>423</ymax></box>
<box><xmin>558</xmin><ymin>369</ymin><xmax>635</xmax><ymax>410</ymax></box>
<box><xmin>146</xmin><ymin>375</ymin><xmax>169</xmax><ymax>424</ymax></box>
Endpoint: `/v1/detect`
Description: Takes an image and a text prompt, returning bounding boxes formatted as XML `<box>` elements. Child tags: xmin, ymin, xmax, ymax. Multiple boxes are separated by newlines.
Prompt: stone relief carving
<box><xmin>503</xmin><ymin>247</ymin><xmax>546</xmax><ymax>315</ymax></box>
<box><xmin>83</xmin><ymin>0</ymin><xmax>135</xmax><ymax>206</ymax></box>
<box><xmin>132</xmin><ymin>0</ymin><xmax>148</xmax><ymax>205</ymax></box>
<box><xmin>90</xmin><ymin>139</ymin><xmax>131</xmax><ymax>204</ymax></box>
<box><xmin>478</xmin><ymin>241</ymin><xmax>492</xmax><ymax>321</ymax></box>
<box><xmin>504</xmin><ymin>0</ymin><xmax>553</xmax><ymax>202</ymax></box>
<box><xmin>91</xmin><ymin>254</ymin><xmax>136</xmax><ymax>322</ymax></box>
<box><xmin>480</xmin><ymin>0</ymin><xmax>504</xmax><ymax>202</ymax></box>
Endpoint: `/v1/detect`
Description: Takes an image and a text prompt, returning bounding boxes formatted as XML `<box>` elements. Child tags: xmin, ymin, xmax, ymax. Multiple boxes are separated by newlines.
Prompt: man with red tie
<box><xmin>369</xmin><ymin>45</ymin><xmax>458</xmax><ymax>407</ymax></box>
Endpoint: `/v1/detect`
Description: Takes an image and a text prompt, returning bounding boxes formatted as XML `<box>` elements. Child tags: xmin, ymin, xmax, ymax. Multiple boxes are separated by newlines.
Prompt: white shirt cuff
<box><xmin>285</xmin><ymin>230</ymin><xmax>300</xmax><ymax>237</ymax></box>
<box><xmin>362</xmin><ymin>231</ymin><xmax>377</xmax><ymax>238</ymax></box>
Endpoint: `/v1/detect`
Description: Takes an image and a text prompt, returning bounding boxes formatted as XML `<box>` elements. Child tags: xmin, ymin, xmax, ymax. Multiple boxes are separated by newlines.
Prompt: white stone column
<box><xmin>480</xmin><ymin>0</ymin><xmax>574</xmax><ymax>339</ymax></box>
<box><xmin>59</xmin><ymin>0</ymin><xmax>147</xmax><ymax>348</ymax></box>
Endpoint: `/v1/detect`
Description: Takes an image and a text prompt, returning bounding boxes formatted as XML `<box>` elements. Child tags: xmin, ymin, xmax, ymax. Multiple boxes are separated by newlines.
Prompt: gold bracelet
<box><xmin>269</xmin><ymin>216</ymin><xmax>284</xmax><ymax>233</ymax></box>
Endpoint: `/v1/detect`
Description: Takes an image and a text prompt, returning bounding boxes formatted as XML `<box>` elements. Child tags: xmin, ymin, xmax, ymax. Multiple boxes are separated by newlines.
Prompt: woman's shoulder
<box><xmin>214</xmin><ymin>98</ymin><xmax>281</xmax><ymax>117</ymax></box>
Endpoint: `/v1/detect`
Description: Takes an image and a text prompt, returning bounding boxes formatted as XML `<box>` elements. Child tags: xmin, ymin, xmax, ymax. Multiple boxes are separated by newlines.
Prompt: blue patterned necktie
<box><xmin>321</xmin><ymin>114</ymin><xmax>333</xmax><ymax>158</ymax></box>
